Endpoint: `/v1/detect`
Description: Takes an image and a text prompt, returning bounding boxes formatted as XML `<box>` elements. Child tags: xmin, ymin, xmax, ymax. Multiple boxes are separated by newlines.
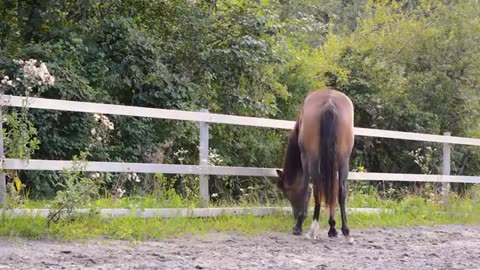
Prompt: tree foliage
<box><xmin>1</xmin><ymin>0</ymin><xmax>479</xmax><ymax>200</ymax></box>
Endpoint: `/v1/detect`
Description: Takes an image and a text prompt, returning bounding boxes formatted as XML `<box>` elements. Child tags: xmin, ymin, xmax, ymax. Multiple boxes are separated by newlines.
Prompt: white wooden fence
<box><xmin>1</xmin><ymin>95</ymin><xmax>480</xmax><ymax>214</ymax></box>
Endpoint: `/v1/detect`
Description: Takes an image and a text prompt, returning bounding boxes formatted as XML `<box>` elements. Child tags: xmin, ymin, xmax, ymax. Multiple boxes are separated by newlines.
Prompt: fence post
<box><xmin>441</xmin><ymin>131</ymin><xmax>451</xmax><ymax>205</ymax></box>
<box><xmin>199</xmin><ymin>109</ymin><xmax>209</xmax><ymax>207</ymax></box>
<box><xmin>0</xmin><ymin>107</ymin><xmax>5</xmax><ymax>208</ymax></box>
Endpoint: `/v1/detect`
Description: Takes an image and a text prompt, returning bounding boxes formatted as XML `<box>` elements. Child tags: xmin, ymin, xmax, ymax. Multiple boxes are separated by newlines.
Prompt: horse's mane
<box><xmin>281</xmin><ymin>120</ymin><xmax>303</xmax><ymax>188</ymax></box>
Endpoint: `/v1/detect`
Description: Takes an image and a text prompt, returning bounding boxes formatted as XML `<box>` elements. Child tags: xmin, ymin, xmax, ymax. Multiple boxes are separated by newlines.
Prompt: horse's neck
<box><xmin>283</xmin><ymin>128</ymin><xmax>302</xmax><ymax>185</ymax></box>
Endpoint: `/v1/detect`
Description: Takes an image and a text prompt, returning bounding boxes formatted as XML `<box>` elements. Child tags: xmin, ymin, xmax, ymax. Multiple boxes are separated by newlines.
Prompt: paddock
<box><xmin>0</xmin><ymin>225</ymin><xmax>479</xmax><ymax>269</ymax></box>
<box><xmin>1</xmin><ymin>96</ymin><xmax>480</xmax><ymax>270</ymax></box>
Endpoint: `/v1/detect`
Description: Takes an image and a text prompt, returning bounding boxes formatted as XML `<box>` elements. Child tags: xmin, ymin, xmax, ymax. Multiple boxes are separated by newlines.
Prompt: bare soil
<box><xmin>0</xmin><ymin>225</ymin><xmax>479</xmax><ymax>270</ymax></box>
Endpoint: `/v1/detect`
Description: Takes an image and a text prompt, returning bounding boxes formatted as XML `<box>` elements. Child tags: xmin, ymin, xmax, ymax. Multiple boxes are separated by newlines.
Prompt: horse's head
<box><xmin>276</xmin><ymin>169</ymin><xmax>311</xmax><ymax>219</ymax></box>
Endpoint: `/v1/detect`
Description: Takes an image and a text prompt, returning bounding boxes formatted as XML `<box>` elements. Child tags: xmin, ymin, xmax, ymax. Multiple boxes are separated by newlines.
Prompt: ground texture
<box><xmin>0</xmin><ymin>224</ymin><xmax>479</xmax><ymax>269</ymax></box>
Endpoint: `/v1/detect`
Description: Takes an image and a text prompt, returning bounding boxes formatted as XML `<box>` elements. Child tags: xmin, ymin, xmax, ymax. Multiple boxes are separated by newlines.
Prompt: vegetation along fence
<box><xmin>1</xmin><ymin>95</ymin><xmax>480</xmax><ymax>217</ymax></box>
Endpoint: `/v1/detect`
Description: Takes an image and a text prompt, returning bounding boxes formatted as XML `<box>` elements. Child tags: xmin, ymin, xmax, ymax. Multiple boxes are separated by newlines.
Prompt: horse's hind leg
<box><xmin>328</xmin><ymin>167</ymin><xmax>338</xmax><ymax>237</ymax></box>
<box><xmin>328</xmin><ymin>205</ymin><xmax>338</xmax><ymax>237</ymax></box>
<box><xmin>306</xmin><ymin>186</ymin><xmax>321</xmax><ymax>239</ymax></box>
<box><xmin>338</xmin><ymin>158</ymin><xmax>354</xmax><ymax>244</ymax></box>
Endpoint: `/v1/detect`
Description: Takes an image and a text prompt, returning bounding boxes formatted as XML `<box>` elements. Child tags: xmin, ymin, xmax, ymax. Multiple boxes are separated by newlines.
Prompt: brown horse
<box><xmin>276</xmin><ymin>88</ymin><xmax>354</xmax><ymax>243</ymax></box>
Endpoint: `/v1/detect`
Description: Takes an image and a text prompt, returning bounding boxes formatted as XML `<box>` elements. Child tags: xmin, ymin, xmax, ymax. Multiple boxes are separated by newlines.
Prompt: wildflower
<box><xmin>90</xmin><ymin>128</ymin><xmax>97</xmax><ymax>136</ymax></box>
<box><xmin>211</xmin><ymin>193</ymin><xmax>218</xmax><ymax>198</ymax></box>
<box><xmin>115</xmin><ymin>188</ymin><xmax>125</xmax><ymax>198</ymax></box>
<box><xmin>1</xmin><ymin>76</ymin><xmax>12</xmax><ymax>86</ymax></box>
<box><xmin>94</xmin><ymin>113</ymin><xmax>101</xmax><ymax>121</ymax></box>
<box><xmin>45</xmin><ymin>75</ymin><xmax>55</xmax><ymax>86</ymax></box>
<box><xmin>13</xmin><ymin>59</ymin><xmax>55</xmax><ymax>88</ymax></box>
<box><xmin>96</xmin><ymin>136</ymin><xmax>102</xmax><ymax>141</ymax></box>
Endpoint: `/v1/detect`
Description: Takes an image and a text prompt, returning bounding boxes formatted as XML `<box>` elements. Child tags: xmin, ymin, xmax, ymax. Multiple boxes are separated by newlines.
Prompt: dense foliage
<box><xmin>1</xmin><ymin>0</ymin><xmax>479</xmax><ymax>202</ymax></box>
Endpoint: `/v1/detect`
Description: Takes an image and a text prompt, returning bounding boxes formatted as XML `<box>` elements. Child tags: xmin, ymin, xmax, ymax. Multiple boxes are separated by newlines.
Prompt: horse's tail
<box><xmin>319</xmin><ymin>103</ymin><xmax>338</xmax><ymax>207</ymax></box>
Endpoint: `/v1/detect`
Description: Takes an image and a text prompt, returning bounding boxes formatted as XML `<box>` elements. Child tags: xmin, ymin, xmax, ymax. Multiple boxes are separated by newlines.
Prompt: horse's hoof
<box><xmin>306</xmin><ymin>220</ymin><xmax>320</xmax><ymax>240</ymax></box>
<box><xmin>292</xmin><ymin>227</ymin><xmax>302</xmax><ymax>235</ymax></box>
<box><xmin>328</xmin><ymin>229</ymin><xmax>338</xmax><ymax>238</ymax></box>
<box><xmin>346</xmin><ymin>236</ymin><xmax>355</xmax><ymax>245</ymax></box>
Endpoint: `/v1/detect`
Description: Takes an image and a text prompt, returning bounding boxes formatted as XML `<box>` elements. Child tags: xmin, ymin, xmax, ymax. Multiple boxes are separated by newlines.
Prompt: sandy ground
<box><xmin>0</xmin><ymin>224</ymin><xmax>479</xmax><ymax>270</ymax></box>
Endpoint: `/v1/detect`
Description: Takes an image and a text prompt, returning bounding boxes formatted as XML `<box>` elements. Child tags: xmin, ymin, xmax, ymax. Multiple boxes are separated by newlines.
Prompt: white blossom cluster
<box><xmin>93</xmin><ymin>113</ymin><xmax>114</xmax><ymax>130</ymax></box>
<box><xmin>1</xmin><ymin>76</ymin><xmax>13</xmax><ymax>86</ymax></box>
<box><xmin>127</xmin><ymin>172</ymin><xmax>141</xmax><ymax>182</ymax></box>
<box><xmin>2</xmin><ymin>59</ymin><xmax>55</xmax><ymax>96</ymax></box>
<box><xmin>13</xmin><ymin>59</ymin><xmax>55</xmax><ymax>90</ymax></box>
<box><xmin>91</xmin><ymin>113</ymin><xmax>114</xmax><ymax>141</ymax></box>
<box><xmin>115</xmin><ymin>187</ymin><xmax>126</xmax><ymax>198</ymax></box>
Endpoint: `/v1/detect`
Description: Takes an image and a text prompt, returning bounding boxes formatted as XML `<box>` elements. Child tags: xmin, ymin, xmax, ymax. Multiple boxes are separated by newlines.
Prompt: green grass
<box><xmin>2</xmin><ymin>192</ymin><xmax>480</xmax><ymax>241</ymax></box>
<box><xmin>12</xmin><ymin>194</ymin><xmax>290</xmax><ymax>210</ymax></box>
<box><xmin>2</xmin><ymin>184</ymin><xmax>480</xmax><ymax>241</ymax></box>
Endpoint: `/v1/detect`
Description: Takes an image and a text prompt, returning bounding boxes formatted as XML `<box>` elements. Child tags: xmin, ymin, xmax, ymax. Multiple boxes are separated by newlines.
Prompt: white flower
<box><xmin>96</xmin><ymin>136</ymin><xmax>102</xmax><ymax>141</ymax></box>
<box><xmin>6</xmin><ymin>80</ymin><xmax>12</xmax><ymax>86</ymax></box>
<box><xmin>211</xmin><ymin>193</ymin><xmax>218</xmax><ymax>198</ymax></box>
<box><xmin>45</xmin><ymin>75</ymin><xmax>55</xmax><ymax>86</ymax></box>
<box><xmin>90</xmin><ymin>128</ymin><xmax>97</xmax><ymax>136</ymax></box>
<box><xmin>94</xmin><ymin>113</ymin><xmax>101</xmax><ymax>121</ymax></box>
<box><xmin>38</xmin><ymin>63</ymin><xmax>48</xmax><ymax>81</ymax></box>
<box><xmin>116</xmin><ymin>188</ymin><xmax>125</xmax><ymax>198</ymax></box>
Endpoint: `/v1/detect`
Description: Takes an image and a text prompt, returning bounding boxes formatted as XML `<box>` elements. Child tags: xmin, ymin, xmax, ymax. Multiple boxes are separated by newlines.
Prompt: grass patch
<box><xmin>11</xmin><ymin>194</ymin><xmax>290</xmax><ymax>210</ymax></box>
<box><xmin>3</xmin><ymin>185</ymin><xmax>480</xmax><ymax>241</ymax></box>
<box><xmin>2</xmin><ymin>194</ymin><xmax>480</xmax><ymax>241</ymax></box>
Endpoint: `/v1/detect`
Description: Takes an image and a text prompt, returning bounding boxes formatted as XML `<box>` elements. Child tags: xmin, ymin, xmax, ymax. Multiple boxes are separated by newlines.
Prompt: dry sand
<box><xmin>0</xmin><ymin>224</ymin><xmax>479</xmax><ymax>269</ymax></box>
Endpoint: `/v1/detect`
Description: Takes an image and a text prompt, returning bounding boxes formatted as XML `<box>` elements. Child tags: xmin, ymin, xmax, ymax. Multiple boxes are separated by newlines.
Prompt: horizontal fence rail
<box><xmin>3</xmin><ymin>95</ymin><xmax>480</xmax><ymax>146</ymax></box>
<box><xmin>5</xmin><ymin>159</ymin><xmax>480</xmax><ymax>183</ymax></box>
<box><xmin>1</xmin><ymin>94</ymin><xmax>480</xmax><ymax>209</ymax></box>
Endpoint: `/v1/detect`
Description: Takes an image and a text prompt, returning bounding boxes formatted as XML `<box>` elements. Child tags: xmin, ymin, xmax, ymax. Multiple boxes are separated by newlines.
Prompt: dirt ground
<box><xmin>0</xmin><ymin>224</ymin><xmax>479</xmax><ymax>270</ymax></box>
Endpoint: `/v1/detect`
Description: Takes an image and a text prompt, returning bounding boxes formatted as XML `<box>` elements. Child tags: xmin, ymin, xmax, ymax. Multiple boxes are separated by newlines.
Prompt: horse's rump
<box><xmin>298</xmin><ymin>89</ymin><xmax>354</xmax><ymax>207</ymax></box>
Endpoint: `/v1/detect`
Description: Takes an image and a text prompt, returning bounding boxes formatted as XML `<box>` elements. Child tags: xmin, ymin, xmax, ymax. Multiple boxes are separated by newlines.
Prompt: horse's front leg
<box><xmin>292</xmin><ymin>172</ymin><xmax>310</xmax><ymax>235</ymax></box>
